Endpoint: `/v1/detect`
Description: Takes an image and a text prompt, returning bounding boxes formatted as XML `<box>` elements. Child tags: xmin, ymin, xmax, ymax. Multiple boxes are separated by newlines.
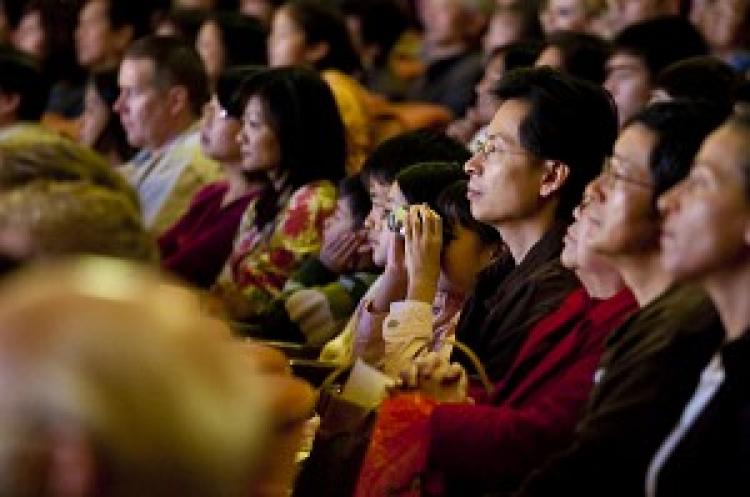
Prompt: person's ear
<box><xmin>166</xmin><ymin>86</ymin><xmax>190</xmax><ymax>117</ymax></box>
<box><xmin>48</xmin><ymin>424</ymin><xmax>97</xmax><ymax>497</ymax></box>
<box><xmin>0</xmin><ymin>92</ymin><xmax>21</xmax><ymax>120</ymax></box>
<box><xmin>304</xmin><ymin>41</ymin><xmax>329</xmax><ymax>65</ymax></box>
<box><xmin>539</xmin><ymin>160</ymin><xmax>570</xmax><ymax>198</ymax></box>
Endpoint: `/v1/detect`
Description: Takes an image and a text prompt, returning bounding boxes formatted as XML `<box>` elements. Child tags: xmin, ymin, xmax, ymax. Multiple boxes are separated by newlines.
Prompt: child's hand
<box><xmin>319</xmin><ymin>231</ymin><xmax>363</xmax><ymax>273</ymax></box>
<box><xmin>404</xmin><ymin>204</ymin><xmax>442</xmax><ymax>304</ymax></box>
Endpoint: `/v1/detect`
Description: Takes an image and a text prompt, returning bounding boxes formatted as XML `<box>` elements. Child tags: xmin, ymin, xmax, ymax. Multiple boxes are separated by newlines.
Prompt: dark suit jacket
<box><xmin>454</xmin><ymin>221</ymin><xmax>580</xmax><ymax>381</ymax></box>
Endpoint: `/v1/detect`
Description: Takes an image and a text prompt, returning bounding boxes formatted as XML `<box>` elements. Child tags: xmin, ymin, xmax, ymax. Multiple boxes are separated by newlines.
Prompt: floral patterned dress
<box><xmin>213</xmin><ymin>180</ymin><xmax>337</xmax><ymax>322</ymax></box>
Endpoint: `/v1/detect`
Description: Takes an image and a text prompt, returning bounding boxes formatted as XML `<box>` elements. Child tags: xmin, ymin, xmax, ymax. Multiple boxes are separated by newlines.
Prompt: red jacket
<box><xmin>427</xmin><ymin>287</ymin><xmax>638</xmax><ymax>494</ymax></box>
<box><xmin>158</xmin><ymin>181</ymin><xmax>265</xmax><ymax>288</ymax></box>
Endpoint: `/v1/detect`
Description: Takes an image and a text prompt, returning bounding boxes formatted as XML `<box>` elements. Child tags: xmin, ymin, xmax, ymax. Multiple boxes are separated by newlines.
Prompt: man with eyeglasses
<box><xmin>516</xmin><ymin>100</ymin><xmax>728</xmax><ymax>497</ymax></box>
<box><xmin>455</xmin><ymin>66</ymin><xmax>617</xmax><ymax>381</ymax></box>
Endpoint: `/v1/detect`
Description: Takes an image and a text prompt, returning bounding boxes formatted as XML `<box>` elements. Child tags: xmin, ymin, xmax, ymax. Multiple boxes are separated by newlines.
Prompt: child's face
<box><xmin>363</xmin><ymin>179</ymin><xmax>391</xmax><ymax>267</ymax></box>
<box><xmin>323</xmin><ymin>197</ymin><xmax>357</xmax><ymax>243</ymax></box>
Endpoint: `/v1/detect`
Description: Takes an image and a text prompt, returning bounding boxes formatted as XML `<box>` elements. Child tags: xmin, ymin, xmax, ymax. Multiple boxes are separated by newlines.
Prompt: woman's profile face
<box><xmin>268</xmin><ymin>7</ymin><xmax>308</xmax><ymax>68</ymax></box>
<box><xmin>196</xmin><ymin>21</ymin><xmax>225</xmax><ymax>84</ymax></box>
<box><xmin>12</xmin><ymin>10</ymin><xmax>46</xmax><ymax>61</ymax></box>
<box><xmin>237</xmin><ymin>95</ymin><xmax>282</xmax><ymax>173</ymax></box>
<box><xmin>79</xmin><ymin>84</ymin><xmax>109</xmax><ymax>148</ymax></box>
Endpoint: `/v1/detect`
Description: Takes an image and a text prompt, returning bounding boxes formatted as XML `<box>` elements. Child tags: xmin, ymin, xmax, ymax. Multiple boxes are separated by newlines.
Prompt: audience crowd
<box><xmin>0</xmin><ymin>0</ymin><xmax>748</xmax><ymax>495</ymax></box>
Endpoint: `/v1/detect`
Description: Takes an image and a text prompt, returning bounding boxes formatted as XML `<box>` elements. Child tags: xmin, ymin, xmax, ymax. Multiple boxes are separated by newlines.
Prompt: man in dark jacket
<box><xmin>457</xmin><ymin>67</ymin><xmax>618</xmax><ymax>380</ymax></box>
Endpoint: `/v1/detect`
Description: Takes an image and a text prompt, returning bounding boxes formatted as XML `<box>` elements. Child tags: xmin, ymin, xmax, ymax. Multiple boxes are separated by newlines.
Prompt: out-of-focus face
<box><xmin>611</xmin><ymin>0</ymin><xmax>666</xmax><ymax>30</ymax></box>
<box><xmin>268</xmin><ymin>7</ymin><xmax>308</xmax><ymax>68</ymax></box>
<box><xmin>605</xmin><ymin>52</ymin><xmax>651</xmax><ymax>128</ymax></box>
<box><xmin>475</xmin><ymin>54</ymin><xmax>506</xmax><ymax>124</ymax></box>
<box><xmin>658</xmin><ymin>123</ymin><xmax>750</xmax><ymax>280</ymax></box>
<box><xmin>240</xmin><ymin>0</ymin><xmax>277</xmax><ymax>27</ymax></box>
<box><xmin>482</xmin><ymin>10</ymin><xmax>524</xmax><ymax>53</ymax></box>
<box><xmin>196</xmin><ymin>21</ymin><xmax>224</xmax><ymax>84</ymax></box>
<box><xmin>200</xmin><ymin>95</ymin><xmax>242</xmax><ymax>164</ymax></box>
<box><xmin>541</xmin><ymin>0</ymin><xmax>590</xmax><ymax>34</ymax></box>
<box><xmin>464</xmin><ymin>99</ymin><xmax>546</xmax><ymax>228</ymax></box>
<box><xmin>75</xmin><ymin>0</ymin><xmax>118</xmax><ymax>69</ymax></box>
<box><xmin>12</xmin><ymin>10</ymin><xmax>45</xmax><ymax>61</ymax></box>
<box><xmin>588</xmin><ymin>123</ymin><xmax>658</xmax><ymax>257</ymax></box>
<box><xmin>113</xmin><ymin>57</ymin><xmax>172</xmax><ymax>150</ymax></box>
<box><xmin>79</xmin><ymin>83</ymin><xmax>110</xmax><ymax>148</ymax></box>
<box><xmin>363</xmin><ymin>179</ymin><xmax>392</xmax><ymax>267</ymax></box>
<box><xmin>699</xmin><ymin>0</ymin><xmax>749</xmax><ymax>50</ymax></box>
<box><xmin>237</xmin><ymin>95</ymin><xmax>281</xmax><ymax>173</ymax></box>
<box><xmin>421</xmin><ymin>0</ymin><xmax>465</xmax><ymax>48</ymax></box>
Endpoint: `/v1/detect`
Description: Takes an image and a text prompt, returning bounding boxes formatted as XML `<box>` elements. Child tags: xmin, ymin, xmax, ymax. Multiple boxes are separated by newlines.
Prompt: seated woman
<box><xmin>267</xmin><ymin>0</ymin><xmax>373</xmax><ymax>173</ymax></box>
<box><xmin>78</xmin><ymin>68</ymin><xmax>136</xmax><ymax>166</ymax></box>
<box><xmin>212</xmin><ymin>66</ymin><xmax>346</xmax><ymax>323</ymax></box>
<box><xmin>371</xmin><ymin>196</ymin><xmax>637</xmax><ymax>495</ymax></box>
<box><xmin>195</xmin><ymin>11</ymin><xmax>267</xmax><ymax>90</ymax></box>
<box><xmin>255</xmin><ymin>173</ymin><xmax>378</xmax><ymax>345</ymax></box>
<box><xmin>158</xmin><ymin>66</ymin><xmax>267</xmax><ymax>288</ymax></box>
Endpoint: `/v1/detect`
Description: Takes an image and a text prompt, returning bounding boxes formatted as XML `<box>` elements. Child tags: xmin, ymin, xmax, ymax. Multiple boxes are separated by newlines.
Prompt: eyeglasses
<box><xmin>473</xmin><ymin>133</ymin><xmax>531</xmax><ymax>161</ymax></box>
<box><xmin>602</xmin><ymin>156</ymin><xmax>653</xmax><ymax>189</ymax></box>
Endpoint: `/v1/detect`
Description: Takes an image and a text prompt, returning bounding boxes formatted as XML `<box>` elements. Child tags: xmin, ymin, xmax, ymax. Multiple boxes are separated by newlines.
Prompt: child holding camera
<box><xmin>350</xmin><ymin>162</ymin><xmax>501</xmax><ymax>374</ymax></box>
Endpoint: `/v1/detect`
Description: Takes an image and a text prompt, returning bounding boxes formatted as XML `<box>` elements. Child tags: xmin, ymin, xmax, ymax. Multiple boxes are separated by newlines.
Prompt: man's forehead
<box><xmin>119</xmin><ymin>57</ymin><xmax>156</xmax><ymax>85</ymax></box>
<box><xmin>487</xmin><ymin>98</ymin><xmax>529</xmax><ymax>142</ymax></box>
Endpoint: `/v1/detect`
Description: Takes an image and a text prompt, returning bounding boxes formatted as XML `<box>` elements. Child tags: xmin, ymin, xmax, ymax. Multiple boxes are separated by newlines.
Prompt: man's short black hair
<box><xmin>495</xmin><ymin>66</ymin><xmax>618</xmax><ymax>219</ymax></box>
<box><xmin>84</xmin><ymin>0</ymin><xmax>153</xmax><ymax>40</ymax></box>
<box><xmin>0</xmin><ymin>46</ymin><xmax>49</xmax><ymax>122</ymax></box>
<box><xmin>655</xmin><ymin>56</ymin><xmax>742</xmax><ymax>115</ymax></box>
<box><xmin>612</xmin><ymin>16</ymin><xmax>708</xmax><ymax>79</ymax></box>
<box><xmin>627</xmin><ymin>100</ymin><xmax>728</xmax><ymax>204</ymax></box>
<box><xmin>360</xmin><ymin>129</ymin><xmax>470</xmax><ymax>188</ymax></box>
<box><xmin>543</xmin><ymin>31</ymin><xmax>611</xmax><ymax>84</ymax></box>
<box><xmin>124</xmin><ymin>35</ymin><xmax>209</xmax><ymax>116</ymax></box>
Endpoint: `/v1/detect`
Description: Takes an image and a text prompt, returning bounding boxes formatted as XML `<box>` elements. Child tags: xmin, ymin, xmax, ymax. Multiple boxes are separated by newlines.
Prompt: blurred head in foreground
<box><xmin>0</xmin><ymin>257</ymin><xmax>272</xmax><ymax>497</ymax></box>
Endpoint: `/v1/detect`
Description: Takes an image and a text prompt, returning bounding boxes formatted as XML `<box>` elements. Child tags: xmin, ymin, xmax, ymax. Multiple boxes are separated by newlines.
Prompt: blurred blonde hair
<box><xmin>0</xmin><ymin>181</ymin><xmax>156</xmax><ymax>263</ymax></box>
<box><xmin>0</xmin><ymin>258</ymin><xmax>270</xmax><ymax>497</ymax></box>
<box><xmin>0</xmin><ymin>137</ymin><xmax>139</xmax><ymax>209</ymax></box>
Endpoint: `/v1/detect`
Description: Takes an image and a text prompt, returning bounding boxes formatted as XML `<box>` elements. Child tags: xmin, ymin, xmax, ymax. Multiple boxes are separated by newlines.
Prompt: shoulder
<box><xmin>288</xmin><ymin>181</ymin><xmax>337</xmax><ymax>209</ymax></box>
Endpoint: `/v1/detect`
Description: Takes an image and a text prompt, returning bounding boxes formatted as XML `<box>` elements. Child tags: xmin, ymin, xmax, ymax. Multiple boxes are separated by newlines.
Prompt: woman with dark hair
<box><xmin>195</xmin><ymin>11</ymin><xmax>266</xmax><ymax>89</ymax></box>
<box><xmin>78</xmin><ymin>69</ymin><xmax>136</xmax><ymax>166</ymax></box>
<box><xmin>8</xmin><ymin>0</ymin><xmax>85</xmax><ymax>119</ymax></box>
<box><xmin>268</xmin><ymin>0</ymin><xmax>373</xmax><ymax>173</ymax></box>
<box><xmin>158</xmin><ymin>66</ymin><xmax>267</xmax><ymax>288</ymax></box>
<box><xmin>213</xmin><ymin>66</ymin><xmax>346</xmax><ymax>322</ymax></box>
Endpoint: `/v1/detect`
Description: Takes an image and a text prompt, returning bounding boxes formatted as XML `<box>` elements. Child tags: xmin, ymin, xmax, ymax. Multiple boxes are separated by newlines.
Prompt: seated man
<box><xmin>456</xmin><ymin>67</ymin><xmax>618</xmax><ymax>380</ymax></box>
<box><xmin>649</xmin><ymin>113</ymin><xmax>750</xmax><ymax>497</ymax></box>
<box><xmin>115</xmin><ymin>35</ymin><xmax>221</xmax><ymax>234</ymax></box>
<box><xmin>517</xmin><ymin>100</ymin><xmax>728</xmax><ymax>497</ymax></box>
<box><xmin>605</xmin><ymin>16</ymin><xmax>707</xmax><ymax>127</ymax></box>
